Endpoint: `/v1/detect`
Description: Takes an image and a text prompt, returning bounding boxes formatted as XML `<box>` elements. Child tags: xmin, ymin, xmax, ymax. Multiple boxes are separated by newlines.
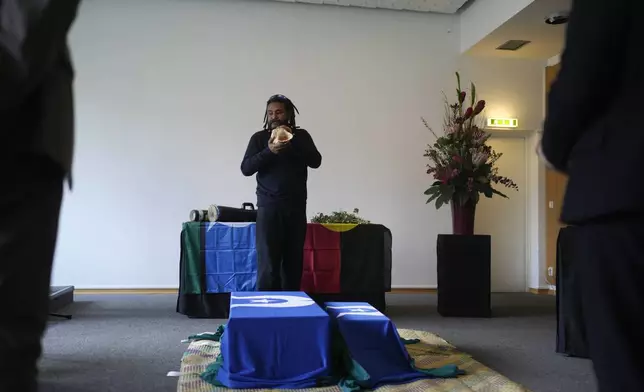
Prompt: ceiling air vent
<box><xmin>496</xmin><ymin>40</ymin><xmax>531</xmax><ymax>51</ymax></box>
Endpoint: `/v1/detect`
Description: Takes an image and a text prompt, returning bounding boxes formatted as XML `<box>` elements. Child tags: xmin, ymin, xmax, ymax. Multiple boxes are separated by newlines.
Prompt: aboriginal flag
<box><xmin>301</xmin><ymin>223</ymin><xmax>392</xmax><ymax>294</ymax></box>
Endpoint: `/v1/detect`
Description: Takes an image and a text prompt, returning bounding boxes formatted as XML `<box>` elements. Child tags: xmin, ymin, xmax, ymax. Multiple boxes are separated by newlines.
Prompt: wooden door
<box><xmin>544</xmin><ymin>63</ymin><xmax>567</xmax><ymax>284</ymax></box>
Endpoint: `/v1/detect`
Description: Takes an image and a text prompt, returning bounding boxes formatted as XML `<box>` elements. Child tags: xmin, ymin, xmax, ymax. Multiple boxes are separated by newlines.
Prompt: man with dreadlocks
<box><xmin>241</xmin><ymin>94</ymin><xmax>322</xmax><ymax>291</ymax></box>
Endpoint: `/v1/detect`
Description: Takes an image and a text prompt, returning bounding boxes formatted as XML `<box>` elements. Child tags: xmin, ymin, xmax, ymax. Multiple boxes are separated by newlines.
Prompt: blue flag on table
<box><xmin>325</xmin><ymin>302</ymin><xmax>429</xmax><ymax>389</ymax></box>
<box><xmin>216</xmin><ymin>292</ymin><xmax>332</xmax><ymax>389</ymax></box>
<box><xmin>203</xmin><ymin>222</ymin><xmax>256</xmax><ymax>293</ymax></box>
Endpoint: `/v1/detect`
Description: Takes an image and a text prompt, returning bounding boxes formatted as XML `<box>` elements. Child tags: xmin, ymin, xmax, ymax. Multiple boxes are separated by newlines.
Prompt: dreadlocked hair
<box><xmin>263</xmin><ymin>94</ymin><xmax>300</xmax><ymax>130</ymax></box>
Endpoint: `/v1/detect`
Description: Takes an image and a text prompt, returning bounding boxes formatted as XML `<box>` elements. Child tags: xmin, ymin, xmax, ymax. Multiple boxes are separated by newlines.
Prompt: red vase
<box><xmin>451</xmin><ymin>198</ymin><xmax>476</xmax><ymax>235</ymax></box>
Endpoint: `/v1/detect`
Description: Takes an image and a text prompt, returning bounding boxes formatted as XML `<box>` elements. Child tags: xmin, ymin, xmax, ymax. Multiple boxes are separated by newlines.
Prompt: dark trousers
<box><xmin>0</xmin><ymin>154</ymin><xmax>64</xmax><ymax>392</ymax></box>
<box><xmin>574</xmin><ymin>218</ymin><xmax>644</xmax><ymax>392</ymax></box>
<box><xmin>256</xmin><ymin>205</ymin><xmax>307</xmax><ymax>291</ymax></box>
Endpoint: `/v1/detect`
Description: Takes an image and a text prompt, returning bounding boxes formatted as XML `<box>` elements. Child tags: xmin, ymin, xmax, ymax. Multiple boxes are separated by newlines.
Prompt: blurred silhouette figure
<box><xmin>541</xmin><ymin>0</ymin><xmax>644</xmax><ymax>391</ymax></box>
<box><xmin>0</xmin><ymin>1</ymin><xmax>81</xmax><ymax>391</ymax></box>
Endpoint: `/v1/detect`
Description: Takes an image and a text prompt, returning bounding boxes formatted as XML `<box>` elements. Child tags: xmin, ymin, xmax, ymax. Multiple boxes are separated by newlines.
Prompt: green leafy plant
<box><xmin>310</xmin><ymin>208</ymin><xmax>370</xmax><ymax>224</ymax></box>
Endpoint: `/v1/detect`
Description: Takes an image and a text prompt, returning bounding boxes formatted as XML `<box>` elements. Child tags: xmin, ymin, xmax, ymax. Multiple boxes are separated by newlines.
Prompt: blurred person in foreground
<box><xmin>539</xmin><ymin>0</ymin><xmax>644</xmax><ymax>390</ymax></box>
<box><xmin>0</xmin><ymin>0</ymin><xmax>81</xmax><ymax>390</ymax></box>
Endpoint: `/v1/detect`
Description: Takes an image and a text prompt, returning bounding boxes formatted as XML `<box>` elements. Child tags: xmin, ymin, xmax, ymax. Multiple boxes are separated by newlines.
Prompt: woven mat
<box><xmin>177</xmin><ymin>328</ymin><xmax>530</xmax><ymax>392</ymax></box>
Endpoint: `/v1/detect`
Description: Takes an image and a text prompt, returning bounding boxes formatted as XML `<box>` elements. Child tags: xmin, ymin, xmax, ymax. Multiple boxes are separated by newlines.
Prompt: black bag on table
<box><xmin>189</xmin><ymin>202</ymin><xmax>257</xmax><ymax>223</ymax></box>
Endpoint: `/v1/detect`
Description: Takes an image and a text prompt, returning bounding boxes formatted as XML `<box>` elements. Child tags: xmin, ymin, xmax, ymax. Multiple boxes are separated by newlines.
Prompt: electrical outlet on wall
<box><xmin>548</xmin><ymin>267</ymin><xmax>554</xmax><ymax>277</ymax></box>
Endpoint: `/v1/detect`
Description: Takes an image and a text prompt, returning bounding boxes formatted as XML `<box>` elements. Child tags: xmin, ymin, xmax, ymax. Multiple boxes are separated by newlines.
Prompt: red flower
<box><xmin>435</xmin><ymin>167</ymin><xmax>459</xmax><ymax>183</ymax></box>
<box><xmin>458</xmin><ymin>91</ymin><xmax>466</xmax><ymax>104</ymax></box>
<box><xmin>421</xmin><ymin>72</ymin><xmax>519</xmax><ymax>206</ymax></box>
<box><xmin>473</xmin><ymin>100</ymin><xmax>486</xmax><ymax>115</ymax></box>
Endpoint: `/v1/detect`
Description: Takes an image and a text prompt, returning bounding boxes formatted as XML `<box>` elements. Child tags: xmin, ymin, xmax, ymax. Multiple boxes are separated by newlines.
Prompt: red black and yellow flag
<box><xmin>301</xmin><ymin>223</ymin><xmax>392</xmax><ymax>294</ymax></box>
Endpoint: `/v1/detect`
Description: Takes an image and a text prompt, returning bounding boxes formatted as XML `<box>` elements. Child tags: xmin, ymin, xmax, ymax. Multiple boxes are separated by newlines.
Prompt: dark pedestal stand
<box><xmin>437</xmin><ymin>234</ymin><xmax>491</xmax><ymax>317</ymax></box>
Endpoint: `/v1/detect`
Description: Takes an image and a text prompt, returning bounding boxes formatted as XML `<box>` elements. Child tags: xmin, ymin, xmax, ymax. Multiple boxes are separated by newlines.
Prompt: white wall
<box><xmin>476</xmin><ymin>136</ymin><xmax>527</xmax><ymax>292</ymax></box>
<box><xmin>459</xmin><ymin>56</ymin><xmax>546</xmax><ymax>291</ymax></box>
<box><xmin>51</xmin><ymin>0</ymin><xmax>545</xmax><ymax>290</ymax></box>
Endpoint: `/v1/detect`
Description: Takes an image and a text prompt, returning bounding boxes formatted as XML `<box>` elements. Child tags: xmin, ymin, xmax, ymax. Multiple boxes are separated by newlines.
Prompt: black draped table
<box><xmin>176</xmin><ymin>222</ymin><xmax>392</xmax><ymax>318</ymax></box>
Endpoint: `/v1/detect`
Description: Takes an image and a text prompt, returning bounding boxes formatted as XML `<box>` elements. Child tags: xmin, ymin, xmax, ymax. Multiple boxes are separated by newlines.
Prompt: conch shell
<box><xmin>272</xmin><ymin>126</ymin><xmax>293</xmax><ymax>143</ymax></box>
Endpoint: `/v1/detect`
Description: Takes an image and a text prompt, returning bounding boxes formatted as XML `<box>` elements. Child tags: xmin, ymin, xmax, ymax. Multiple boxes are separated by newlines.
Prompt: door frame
<box><xmin>475</xmin><ymin>56</ymin><xmax>564</xmax><ymax>293</ymax></box>
<box><xmin>486</xmin><ymin>129</ymin><xmax>532</xmax><ymax>292</ymax></box>
<box><xmin>528</xmin><ymin>55</ymin><xmax>564</xmax><ymax>293</ymax></box>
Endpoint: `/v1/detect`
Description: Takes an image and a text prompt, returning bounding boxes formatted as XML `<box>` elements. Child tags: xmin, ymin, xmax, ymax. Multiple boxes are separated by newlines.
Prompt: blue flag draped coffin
<box><xmin>325</xmin><ymin>302</ymin><xmax>427</xmax><ymax>388</ymax></box>
<box><xmin>217</xmin><ymin>292</ymin><xmax>332</xmax><ymax>389</ymax></box>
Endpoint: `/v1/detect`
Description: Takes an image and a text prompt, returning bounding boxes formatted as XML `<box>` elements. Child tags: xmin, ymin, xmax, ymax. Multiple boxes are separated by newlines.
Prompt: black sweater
<box><xmin>241</xmin><ymin>128</ymin><xmax>321</xmax><ymax>208</ymax></box>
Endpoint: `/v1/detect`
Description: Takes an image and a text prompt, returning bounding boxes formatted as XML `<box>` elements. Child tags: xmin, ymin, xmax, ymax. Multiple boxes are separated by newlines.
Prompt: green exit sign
<box><xmin>487</xmin><ymin>118</ymin><xmax>519</xmax><ymax>128</ymax></box>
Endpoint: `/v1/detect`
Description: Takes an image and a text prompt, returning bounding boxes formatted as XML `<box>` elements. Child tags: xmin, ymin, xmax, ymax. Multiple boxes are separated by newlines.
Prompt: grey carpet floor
<box><xmin>39</xmin><ymin>293</ymin><xmax>595</xmax><ymax>392</ymax></box>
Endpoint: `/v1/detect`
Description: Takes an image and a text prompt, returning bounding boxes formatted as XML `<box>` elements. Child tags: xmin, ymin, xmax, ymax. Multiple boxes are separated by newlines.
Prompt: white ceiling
<box><xmin>466</xmin><ymin>0</ymin><xmax>572</xmax><ymax>59</ymax></box>
<box><xmin>269</xmin><ymin>0</ymin><xmax>471</xmax><ymax>14</ymax></box>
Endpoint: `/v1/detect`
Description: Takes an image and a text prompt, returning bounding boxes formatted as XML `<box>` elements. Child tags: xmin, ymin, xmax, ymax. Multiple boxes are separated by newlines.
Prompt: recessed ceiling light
<box><xmin>545</xmin><ymin>11</ymin><xmax>569</xmax><ymax>25</ymax></box>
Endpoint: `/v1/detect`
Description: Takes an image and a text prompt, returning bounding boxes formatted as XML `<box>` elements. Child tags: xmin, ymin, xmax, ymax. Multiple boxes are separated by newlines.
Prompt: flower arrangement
<box><xmin>422</xmin><ymin>72</ymin><xmax>518</xmax><ymax>234</ymax></box>
<box><xmin>310</xmin><ymin>208</ymin><xmax>370</xmax><ymax>224</ymax></box>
